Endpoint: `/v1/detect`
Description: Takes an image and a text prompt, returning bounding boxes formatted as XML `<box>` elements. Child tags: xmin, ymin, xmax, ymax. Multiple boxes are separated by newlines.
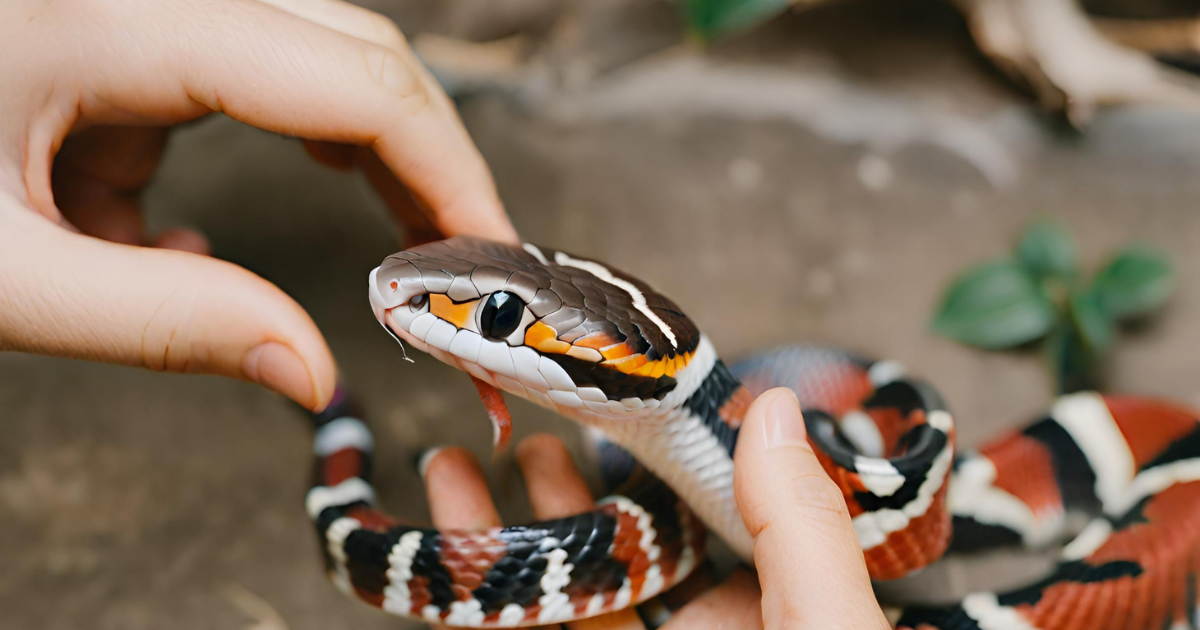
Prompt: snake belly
<box><xmin>302</xmin><ymin>236</ymin><xmax>1200</xmax><ymax>628</ymax></box>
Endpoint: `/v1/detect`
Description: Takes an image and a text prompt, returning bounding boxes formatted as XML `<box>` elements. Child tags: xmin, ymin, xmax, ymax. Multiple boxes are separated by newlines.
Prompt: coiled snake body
<box><xmin>305</xmin><ymin>237</ymin><xmax>1200</xmax><ymax>628</ymax></box>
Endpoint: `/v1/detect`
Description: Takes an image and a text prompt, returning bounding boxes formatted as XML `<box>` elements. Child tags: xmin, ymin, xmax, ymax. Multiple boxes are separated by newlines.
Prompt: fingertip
<box><xmin>747</xmin><ymin>387</ymin><xmax>801</xmax><ymax>423</ymax></box>
<box><xmin>422</xmin><ymin>446</ymin><xmax>480</xmax><ymax>481</ymax></box>
<box><xmin>241</xmin><ymin>341</ymin><xmax>318</xmax><ymax>409</ymax></box>
<box><xmin>761</xmin><ymin>389</ymin><xmax>807</xmax><ymax>451</ymax></box>
<box><xmin>422</xmin><ymin>446</ymin><xmax>501</xmax><ymax>529</ymax></box>
<box><xmin>514</xmin><ymin>433</ymin><xmax>569</xmax><ymax>466</ymax></box>
<box><xmin>738</xmin><ymin>387</ymin><xmax>804</xmax><ymax>462</ymax></box>
<box><xmin>415</xmin><ymin>446</ymin><xmax>446</xmax><ymax>480</ymax></box>
<box><xmin>423</xmin><ymin>191</ymin><xmax>518</xmax><ymax>245</ymax></box>
<box><xmin>515</xmin><ymin>433</ymin><xmax>593</xmax><ymax>519</ymax></box>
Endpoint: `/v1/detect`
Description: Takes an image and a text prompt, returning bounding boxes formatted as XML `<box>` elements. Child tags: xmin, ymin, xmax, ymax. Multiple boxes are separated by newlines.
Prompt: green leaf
<box><xmin>681</xmin><ymin>0</ymin><xmax>792</xmax><ymax>39</ymax></box>
<box><xmin>1069</xmin><ymin>290</ymin><xmax>1114</xmax><ymax>354</ymax></box>
<box><xmin>1090</xmin><ymin>246</ymin><xmax>1174</xmax><ymax>319</ymax></box>
<box><xmin>1045</xmin><ymin>322</ymin><xmax>1102</xmax><ymax>394</ymax></box>
<box><xmin>1016</xmin><ymin>220</ymin><xmax>1078</xmax><ymax>282</ymax></box>
<box><xmin>931</xmin><ymin>260</ymin><xmax>1058</xmax><ymax>350</ymax></box>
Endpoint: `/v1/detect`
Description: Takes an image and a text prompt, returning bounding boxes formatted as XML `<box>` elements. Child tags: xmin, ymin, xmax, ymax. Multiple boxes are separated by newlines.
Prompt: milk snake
<box><xmin>304</xmin><ymin>236</ymin><xmax>1200</xmax><ymax>628</ymax></box>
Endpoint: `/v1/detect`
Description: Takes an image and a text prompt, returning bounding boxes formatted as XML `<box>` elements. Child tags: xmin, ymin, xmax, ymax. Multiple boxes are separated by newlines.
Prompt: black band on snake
<box><xmin>303</xmin><ymin>236</ymin><xmax>1200</xmax><ymax>629</ymax></box>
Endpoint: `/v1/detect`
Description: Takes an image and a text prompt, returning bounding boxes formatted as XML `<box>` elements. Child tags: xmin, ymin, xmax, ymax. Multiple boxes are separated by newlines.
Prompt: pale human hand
<box><xmin>0</xmin><ymin>0</ymin><xmax>517</xmax><ymax>411</ymax></box>
<box><xmin>421</xmin><ymin>388</ymin><xmax>890</xmax><ymax>630</ymax></box>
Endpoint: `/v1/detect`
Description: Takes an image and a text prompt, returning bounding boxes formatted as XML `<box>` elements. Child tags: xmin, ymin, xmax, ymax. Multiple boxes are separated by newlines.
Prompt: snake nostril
<box><xmin>390</xmin><ymin>280</ymin><xmax>398</xmax><ymax>291</ymax></box>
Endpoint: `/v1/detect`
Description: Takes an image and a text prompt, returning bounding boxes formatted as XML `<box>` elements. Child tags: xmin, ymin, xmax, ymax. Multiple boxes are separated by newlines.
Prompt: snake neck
<box><xmin>569</xmin><ymin>335</ymin><xmax>756</xmax><ymax>559</ymax></box>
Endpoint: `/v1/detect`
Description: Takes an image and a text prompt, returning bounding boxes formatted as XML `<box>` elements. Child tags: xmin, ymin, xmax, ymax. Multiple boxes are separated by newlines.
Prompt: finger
<box><xmin>733</xmin><ymin>389</ymin><xmax>890</xmax><ymax>630</ymax></box>
<box><xmin>254</xmin><ymin>0</ymin><xmax>470</xmax><ymax>143</ymax></box>
<box><xmin>516</xmin><ymin>434</ymin><xmax>595</xmax><ymax>518</ymax></box>
<box><xmin>51</xmin><ymin>126</ymin><xmax>168</xmax><ymax>237</ymax></box>
<box><xmin>514</xmin><ymin>435</ymin><xmax>645</xmax><ymax>630</ymax></box>
<box><xmin>569</xmin><ymin>611</ymin><xmax>644</xmax><ymax>630</ymax></box>
<box><xmin>52</xmin><ymin>175</ymin><xmax>143</xmax><ymax>244</ymax></box>
<box><xmin>0</xmin><ymin>202</ymin><xmax>335</xmax><ymax>410</ymax></box>
<box><xmin>660</xmin><ymin>569</ymin><xmax>763</xmax><ymax>630</ymax></box>
<box><xmin>420</xmin><ymin>446</ymin><xmax>504</xmax><ymax>630</ymax></box>
<box><xmin>153</xmin><ymin>229</ymin><xmax>211</xmax><ymax>255</ymax></box>
<box><xmin>652</xmin><ymin>559</ymin><xmax>717</xmax><ymax>617</ymax></box>
<box><xmin>356</xmin><ymin>149</ymin><xmax>442</xmax><ymax>247</ymax></box>
<box><xmin>36</xmin><ymin>0</ymin><xmax>516</xmax><ymax>243</ymax></box>
<box><xmin>53</xmin><ymin>126</ymin><xmax>167</xmax><ymax>192</ymax></box>
<box><xmin>421</xmin><ymin>447</ymin><xmax>502</xmax><ymax>530</ymax></box>
<box><xmin>51</xmin><ymin>126</ymin><xmax>168</xmax><ymax>245</ymax></box>
<box><xmin>256</xmin><ymin>0</ymin><xmax>506</xmax><ymax>244</ymax></box>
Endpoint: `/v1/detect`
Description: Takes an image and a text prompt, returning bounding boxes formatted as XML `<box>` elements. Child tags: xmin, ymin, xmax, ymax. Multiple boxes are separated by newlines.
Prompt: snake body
<box><xmin>305</xmin><ymin>236</ymin><xmax>1200</xmax><ymax>628</ymax></box>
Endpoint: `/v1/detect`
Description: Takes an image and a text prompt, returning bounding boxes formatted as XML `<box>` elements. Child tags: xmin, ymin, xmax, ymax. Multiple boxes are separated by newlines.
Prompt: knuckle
<box><xmin>365</xmin><ymin>12</ymin><xmax>409</xmax><ymax>53</ymax></box>
<box><xmin>362</xmin><ymin>44</ymin><xmax>429</xmax><ymax>114</ymax></box>
<box><xmin>139</xmin><ymin>284</ymin><xmax>203</xmax><ymax>374</ymax></box>
<box><xmin>768</xmin><ymin>602</ymin><xmax>809</xmax><ymax>629</ymax></box>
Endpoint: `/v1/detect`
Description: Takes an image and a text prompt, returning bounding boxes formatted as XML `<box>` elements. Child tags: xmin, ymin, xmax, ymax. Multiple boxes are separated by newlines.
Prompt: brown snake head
<box><xmin>368</xmin><ymin>237</ymin><xmax>711</xmax><ymax>423</ymax></box>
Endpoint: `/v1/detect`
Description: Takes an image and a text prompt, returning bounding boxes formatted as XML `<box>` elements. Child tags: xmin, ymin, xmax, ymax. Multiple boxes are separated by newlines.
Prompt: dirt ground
<box><xmin>4</xmin><ymin>1</ymin><xmax>1200</xmax><ymax>628</ymax></box>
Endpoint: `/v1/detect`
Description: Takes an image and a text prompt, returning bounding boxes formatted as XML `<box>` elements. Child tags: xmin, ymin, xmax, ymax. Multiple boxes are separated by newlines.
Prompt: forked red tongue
<box><xmin>470</xmin><ymin>376</ymin><xmax>512</xmax><ymax>453</ymax></box>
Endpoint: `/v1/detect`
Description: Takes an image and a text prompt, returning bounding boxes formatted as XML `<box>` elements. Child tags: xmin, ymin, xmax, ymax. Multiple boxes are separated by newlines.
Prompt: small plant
<box><xmin>931</xmin><ymin>221</ymin><xmax>1174</xmax><ymax>394</ymax></box>
<box><xmin>680</xmin><ymin>0</ymin><xmax>791</xmax><ymax>40</ymax></box>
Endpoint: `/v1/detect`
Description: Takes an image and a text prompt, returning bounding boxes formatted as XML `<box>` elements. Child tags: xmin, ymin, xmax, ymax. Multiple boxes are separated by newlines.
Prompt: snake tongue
<box><xmin>470</xmin><ymin>376</ymin><xmax>512</xmax><ymax>453</ymax></box>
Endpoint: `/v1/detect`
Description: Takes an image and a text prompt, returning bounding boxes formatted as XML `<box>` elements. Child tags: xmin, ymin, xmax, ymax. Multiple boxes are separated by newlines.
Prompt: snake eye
<box><xmin>409</xmin><ymin>293</ymin><xmax>428</xmax><ymax>312</ymax></box>
<box><xmin>480</xmin><ymin>291</ymin><xmax>525</xmax><ymax>340</ymax></box>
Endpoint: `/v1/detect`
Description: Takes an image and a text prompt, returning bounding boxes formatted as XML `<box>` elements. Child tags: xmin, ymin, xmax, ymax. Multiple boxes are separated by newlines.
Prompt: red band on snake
<box><xmin>302</xmin><ymin>237</ymin><xmax>1200</xmax><ymax>628</ymax></box>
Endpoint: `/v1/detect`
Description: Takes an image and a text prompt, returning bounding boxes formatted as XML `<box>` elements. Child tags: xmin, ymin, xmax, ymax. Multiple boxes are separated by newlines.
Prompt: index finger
<box><xmin>32</xmin><ymin>0</ymin><xmax>516</xmax><ymax>242</ymax></box>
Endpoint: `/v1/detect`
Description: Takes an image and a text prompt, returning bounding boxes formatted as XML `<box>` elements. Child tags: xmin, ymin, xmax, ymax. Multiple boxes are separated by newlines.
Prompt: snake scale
<box><xmin>304</xmin><ymin>236</ymin><xmax>1200</xmax><ymax>629</ymax></box>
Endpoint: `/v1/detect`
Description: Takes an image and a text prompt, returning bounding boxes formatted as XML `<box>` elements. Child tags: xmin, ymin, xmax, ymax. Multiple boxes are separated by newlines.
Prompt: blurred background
<box><xmin>3</xmin><ymin>0</ymin><xmax>1200</xmax><ymax>628</ymax></box>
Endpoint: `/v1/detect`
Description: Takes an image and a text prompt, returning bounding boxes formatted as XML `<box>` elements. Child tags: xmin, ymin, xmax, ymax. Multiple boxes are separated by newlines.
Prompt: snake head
<box><xmin>369</xmin><ymin>237</ymin><xmax>706</xmax><ymax>424</ymax></box>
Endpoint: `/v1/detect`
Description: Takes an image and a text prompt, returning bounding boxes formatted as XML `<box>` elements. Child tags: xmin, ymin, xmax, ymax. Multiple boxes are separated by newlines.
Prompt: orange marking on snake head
<box><xmin>525</xmin><ymin>321</ymin><xmax>571</xmax><ymax>354</ymax></box>
<box><xmin>600</xmin><ymin>343</ymin><xmax>635</xmax><ymax>360</ymax></box>
<box><xmin>629</xmin><ymin>352</ymin><xmax>693</xmax><ymax>378</ymax></box>
<box><xmin>605</xmin><ymin>353</ymin><xmax>648</xmax><ymax>372</ymax></box>
<box><xmin>566</xmin><ymin>345</ymin><xmax>603</xmax><ymax>362</ymax></box>
<box><xmin>429</xmin><ymin>294</ymin><xmax>478</xmax><ymax>329</ymax></box>
<box><xmin>574</xmin><ymin>333</ymin><xmax>620</xmax><ymax>350</ymax></box>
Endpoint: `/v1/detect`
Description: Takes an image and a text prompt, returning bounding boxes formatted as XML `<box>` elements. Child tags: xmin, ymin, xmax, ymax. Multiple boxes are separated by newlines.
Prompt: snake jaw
<box><xmin>372</xmin><ymin>260</ymin><xmax>518</xmax><ymax>452</ymax></box>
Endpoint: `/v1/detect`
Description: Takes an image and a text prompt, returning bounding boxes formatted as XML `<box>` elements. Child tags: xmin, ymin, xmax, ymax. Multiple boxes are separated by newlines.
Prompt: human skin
<box><xmin>0</xmin><ymin>3</ymin><xmax>888</xmax><ymax>626</ymax></box>
<box><xmin>421</xmin><ymin>389</ymin><xmax>892</xmax><ymax>630</ymax></box>
<box><xmin>0</xmin><ymin>0</ymin><xmax>518</xmax><ymax>413</ymax></box>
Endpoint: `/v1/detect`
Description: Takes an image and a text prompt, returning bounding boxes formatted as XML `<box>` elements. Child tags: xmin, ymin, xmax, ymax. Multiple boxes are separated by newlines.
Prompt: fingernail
<box><xmin>415</xmin><ymin>447</ymin><xmax>445</xmax><ymax>480</ymax></box>
<box><xmin>242</xmin><ymin>342</ymin><xmax>315</xmax><ymax>408</ymax></box>
<box><xmin>763</xmin><ymin>391</ymin><xmax>807</xmax><ymax>449</ymax></box>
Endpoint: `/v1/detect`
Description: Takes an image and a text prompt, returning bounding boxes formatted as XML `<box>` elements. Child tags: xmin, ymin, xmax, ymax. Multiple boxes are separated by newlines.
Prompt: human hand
<box><xmin>0</xmin><ymin>0</ymin><xmax>517</xmax><ymax>411</ymax></box>
<box><xmin>420</xmin><ymin>388</ymin><xmax>891</xmax><ymax>630</ymax></box>
<box><xmin>729</xmin><ymin>388</ymin><xmax>891</xmax><ymax>630</ymax></box>
<box><xmin>421</xmin><ymin>435</ymin><xmax>648</xmax><ymax>630</ymax></box>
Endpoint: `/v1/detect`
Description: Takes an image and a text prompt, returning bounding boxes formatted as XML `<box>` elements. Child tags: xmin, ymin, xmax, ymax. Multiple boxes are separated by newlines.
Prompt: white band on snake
<box><xmin>303</xmin><ymin>236</ymin><xmax>1200</xmax><ymax>629</ymax></box>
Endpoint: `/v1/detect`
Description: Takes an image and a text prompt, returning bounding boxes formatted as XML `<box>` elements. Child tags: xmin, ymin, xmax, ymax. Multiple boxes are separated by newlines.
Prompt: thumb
<box><xmin>734</xmin><ymin>388</ymin><xmax>889</xmax><ymax>630</ymax></box>
<box><xmin>0</xmin><ymin>206</ymin><xmax>336</xmax><ymax>410</ymax></box>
